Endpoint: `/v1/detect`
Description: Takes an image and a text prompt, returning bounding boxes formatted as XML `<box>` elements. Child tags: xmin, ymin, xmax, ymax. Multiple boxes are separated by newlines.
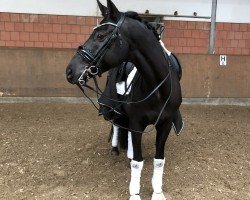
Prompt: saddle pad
<box><xmin>116</xmin><ymin>67</ymin><xmax>137</xmax><ymax>95</ymax></box>
<box><xmin>160</xmin><ymin>40</ymin><xmax>171</xmax><ymax>56</ymax></box>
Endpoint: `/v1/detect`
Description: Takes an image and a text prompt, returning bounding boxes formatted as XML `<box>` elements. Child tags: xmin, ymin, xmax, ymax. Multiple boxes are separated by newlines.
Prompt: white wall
<box><xmin>0</xmin><ymin>0</ymin><xmax>98</xmax><ymax>16</ymax></box>
<box><xmin>217</xmin><ymin>0</ymin><xmax>250</xmax><ymax>23</ymax></box>
<box><xmin>0</xmin><ymin>0</ymin><xmax>249</xmax><ymax>23</ymax></box>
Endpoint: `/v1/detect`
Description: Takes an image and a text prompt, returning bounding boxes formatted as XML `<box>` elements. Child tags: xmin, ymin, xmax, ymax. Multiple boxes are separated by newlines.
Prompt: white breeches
<box><xmin>112</xmin><ymin>127</ymin><xmax>134</xmax><ymax>160</ymax></box>
<box><xmin>127</xmin><ymin>131</ymin><xmax>133</xmax><ymax>159</ymax></box>
<box><xmin>111</xmin><ymin>125</ymin><xmax>119</xmax><ymax>147</ymax></box>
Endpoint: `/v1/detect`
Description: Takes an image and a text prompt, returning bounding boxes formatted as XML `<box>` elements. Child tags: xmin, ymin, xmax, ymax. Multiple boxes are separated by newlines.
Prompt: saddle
<box><xmin>98</xmin><ymin>54</ymin><xmax>184</xmax><ymax>135</ymax></box>
<box><xmin>169</xmin><ymin>53</ymin><xmax>182</xmax><ymax>80</ymax></box>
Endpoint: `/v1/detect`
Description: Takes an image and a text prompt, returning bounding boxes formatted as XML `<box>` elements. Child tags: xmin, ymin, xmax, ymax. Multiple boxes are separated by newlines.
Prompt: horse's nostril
<box><xmin>66</xmin><ymin>68</ymin><xmax>72</xmax><ymax>75</ymax></box>
<box><xmin>66</xmin><ymin>68</ymin><xmax>74</xmax><ymax>81</ymax></box>
<box><xmin>67</xmin><ymin>74</ymin><xmax>73</xmax><ymax>80</ymax></box>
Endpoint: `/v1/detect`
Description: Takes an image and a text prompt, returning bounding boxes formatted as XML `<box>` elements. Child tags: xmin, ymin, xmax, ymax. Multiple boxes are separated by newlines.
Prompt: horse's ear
<box><xmin>106</xmin><ymin>0</ymin><xmax>120</xmax><ymax>21</ymax></box>
<box><xmin>97</xmin><ymin>0</ymin><xmax>108</xmax><ymax>17</ymax></box>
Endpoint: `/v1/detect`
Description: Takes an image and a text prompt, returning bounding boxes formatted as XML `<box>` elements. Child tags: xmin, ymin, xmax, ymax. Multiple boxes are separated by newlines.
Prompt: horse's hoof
<box><xmin>151</xmin><ymin>192</ymin><xmax>166</xmax><ymax>200</ymax></box>
<box><xmin>111</xmin><ymin>147</ymin><xmax>119</xmax><ymax>156</ymax></box>
<box><xmin>130</xmin><ymin>194</ymin><xmax>141</xmax><ymax>200</ymax></box>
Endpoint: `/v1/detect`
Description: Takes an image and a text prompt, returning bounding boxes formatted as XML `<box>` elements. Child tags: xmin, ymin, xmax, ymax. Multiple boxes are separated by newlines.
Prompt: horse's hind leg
<box><xmin>151</xmin><ymin>120</ymin><xmax>172</xmax><ymax>200</ymax></box>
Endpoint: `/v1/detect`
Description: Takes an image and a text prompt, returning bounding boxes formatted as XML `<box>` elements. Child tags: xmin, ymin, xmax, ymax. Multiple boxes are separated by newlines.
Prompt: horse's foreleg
<box><xmin>129</xmin><ymin>131</ymin><xmax>143</xmax><ymax>200</ymax></box>
<box><xmin>111</xmin><ymin>125</ymin><xmax>119</xmax><ymax>156</ymax></box>
<box><xmin>151</xmin><ymin>121</ymin><xmax>172</xmax><ymax>200</ymax></box>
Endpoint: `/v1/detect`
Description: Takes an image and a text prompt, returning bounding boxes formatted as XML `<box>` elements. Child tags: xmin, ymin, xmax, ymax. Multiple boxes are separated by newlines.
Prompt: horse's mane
<box><xmin>124</xmin><ymin>11</ymin><xmax>160</xmax><ymax>41</ymax></box>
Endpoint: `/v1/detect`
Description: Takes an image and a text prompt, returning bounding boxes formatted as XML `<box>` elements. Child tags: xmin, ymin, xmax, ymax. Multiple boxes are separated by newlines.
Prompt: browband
<box><xmin>93</xmin><ymin>14</ymin><xmax>125</xmax><ymax>30</ymax></box>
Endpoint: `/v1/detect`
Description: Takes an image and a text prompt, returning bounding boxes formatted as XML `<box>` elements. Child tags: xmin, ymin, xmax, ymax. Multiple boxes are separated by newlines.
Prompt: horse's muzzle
<box><xmin>66</xmin><ymin>68</ymin><xmax>77</xmax><ymax>84</ymax></box>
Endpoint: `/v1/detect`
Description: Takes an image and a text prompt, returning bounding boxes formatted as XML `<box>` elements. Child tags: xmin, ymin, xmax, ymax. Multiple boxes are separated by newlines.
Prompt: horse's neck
<box><xmin>129</xmin><ymin>40</ymin><xmax>169</xmax><ymax>87</ymax></box>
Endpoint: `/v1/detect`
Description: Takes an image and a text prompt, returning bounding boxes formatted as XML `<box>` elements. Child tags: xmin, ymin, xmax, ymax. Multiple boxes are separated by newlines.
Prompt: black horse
<box><xmin>66</xmin><ymin>1</ymin><xmax>183</xmax><ymax>199</ymax></box>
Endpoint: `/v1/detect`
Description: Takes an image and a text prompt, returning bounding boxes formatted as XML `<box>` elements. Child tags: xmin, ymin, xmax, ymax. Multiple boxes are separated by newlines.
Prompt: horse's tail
<box><xmin>170</xmin><ymin>53</ymin><xmax>182</xmax><ymax>81</ymax></box>
<box><xmin>113</xmin><ymin>116</ymin><xmax>129</xmax><ymax>150</ymax></box>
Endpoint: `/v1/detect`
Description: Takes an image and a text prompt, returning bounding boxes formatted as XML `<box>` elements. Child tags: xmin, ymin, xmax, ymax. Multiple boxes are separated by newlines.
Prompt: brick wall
<box><xmin>163</xmin><ymin>20</ymin><xmax>211</xmax><ymax>54</ymax></box>
<box><xmin>215</xmin><ymin>23</ymin><xmax>250</xmax><ymax>55</ymax></box>
<box><xmin>0</xmin><ymin>12</ymin><xmax>95</xmax><ymax>48</ymax></box>
<box><xmin>0</xmin><ymin>12</ymin><xmax>249</xmax><ymax>55</ymax></box>
<box><xmin>163</xmin><ymin>20</ymin><xmax>250</xmax><ymax>55</ymax></box>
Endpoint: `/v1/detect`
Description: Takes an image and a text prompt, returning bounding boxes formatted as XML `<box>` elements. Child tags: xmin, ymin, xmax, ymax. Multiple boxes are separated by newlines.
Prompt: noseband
<box><xmin>77</xmin><ymin>14</ymin><xmax>125</xmax><ymax>85</ymax></box>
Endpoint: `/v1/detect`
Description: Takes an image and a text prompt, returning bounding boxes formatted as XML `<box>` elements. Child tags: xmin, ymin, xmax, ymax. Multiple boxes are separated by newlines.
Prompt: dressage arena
<box><xmin>0</xmin><ymin>103</ymin><xmax>249</xmax><ymax>200</ymax></box>
<box><xmin>0</xmin><ymin>0</ymin><xmax>249</xmax><ymax>199</ymax></box>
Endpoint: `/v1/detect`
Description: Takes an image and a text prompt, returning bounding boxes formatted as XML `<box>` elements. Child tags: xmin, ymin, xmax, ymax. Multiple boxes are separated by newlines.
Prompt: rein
<box><xmin>79</xmin><ymin>68</ymin><xmax>170</xmax><ymax>105</ymax></box>
<box><xmin>78</xmin><ymin>52</ymin><xmax>173</xmax><ymax>134</ymax></box>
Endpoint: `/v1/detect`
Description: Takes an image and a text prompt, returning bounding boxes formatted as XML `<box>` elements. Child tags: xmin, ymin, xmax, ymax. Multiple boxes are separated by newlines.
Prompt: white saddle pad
<box><xmin>116</xmin><ymin>67</ymin><xmax>137</xmax><ymax>95</ymax></box>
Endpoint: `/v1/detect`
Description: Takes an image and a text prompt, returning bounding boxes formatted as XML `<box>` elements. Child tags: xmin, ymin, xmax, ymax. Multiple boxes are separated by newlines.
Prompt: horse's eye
<box><xmin>97</xmin><ymin>33</ymin><xmax>105</xmax><ymax>40</ymax></box>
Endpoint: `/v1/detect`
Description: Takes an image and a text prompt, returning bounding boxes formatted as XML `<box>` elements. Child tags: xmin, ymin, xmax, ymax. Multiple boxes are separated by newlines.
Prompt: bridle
<box><xmin>77</xmin><ymin>14</ymin><xmax>125</xmax><ymax>85</ymax></box>
<box><xmin>75</xmin><ymin>13</ymin><xmax>173</xmax><ymax>133</ymax></box>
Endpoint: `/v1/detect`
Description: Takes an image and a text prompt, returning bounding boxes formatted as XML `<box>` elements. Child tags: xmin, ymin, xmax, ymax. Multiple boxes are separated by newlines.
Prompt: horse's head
<box><xmin>66</xmin><ymin>0</ymin><xmax>130</xmax><ymax>85</ymax></box>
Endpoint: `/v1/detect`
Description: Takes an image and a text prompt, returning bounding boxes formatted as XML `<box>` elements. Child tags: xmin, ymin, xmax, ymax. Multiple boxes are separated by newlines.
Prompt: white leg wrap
<box><xmin>129</xmin><ymin>160</ymin><xmax>144</xmax><ymax>196</ymax></box>
<box><xmin>127</xmin><ymin>131</ymin><xmax>133</xmax><ymax>159</ymax></box>
<box><xmin>151</xmin><ymin>192</ymin><xmax>166</xmax><ymax>200</ymax></box>
<box><xmin>152</xmin><ymin>158</ymin><xmax>165</xmax><ymax>194</ymax></box>
<box><xmin>111</xmin><ymin>125</ymin><xmax>119</xmax><ymax>147</ymax></box>
<box><xmin>129</xmin><ymin>194</ymin><xmax>141</xmax><ymax>200</ymax></box>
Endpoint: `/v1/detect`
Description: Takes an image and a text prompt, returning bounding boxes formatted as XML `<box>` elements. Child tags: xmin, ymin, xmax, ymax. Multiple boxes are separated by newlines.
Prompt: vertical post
<box><xmin>209</xmin><ymin>0</ymin><xmax>217</xmax><ymax>54</ymax></box>
<box><xmin>96</xmin><ymin>1</ymin><xmax>100</xmax><ymax>26</ymax></box>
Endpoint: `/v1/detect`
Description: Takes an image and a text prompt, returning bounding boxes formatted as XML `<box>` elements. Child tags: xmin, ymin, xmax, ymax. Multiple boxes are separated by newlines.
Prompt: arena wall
<box><xmin>0</xmin><ymin>47</ymin><xmax>249</xmax><ymax>98</ymax></box>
